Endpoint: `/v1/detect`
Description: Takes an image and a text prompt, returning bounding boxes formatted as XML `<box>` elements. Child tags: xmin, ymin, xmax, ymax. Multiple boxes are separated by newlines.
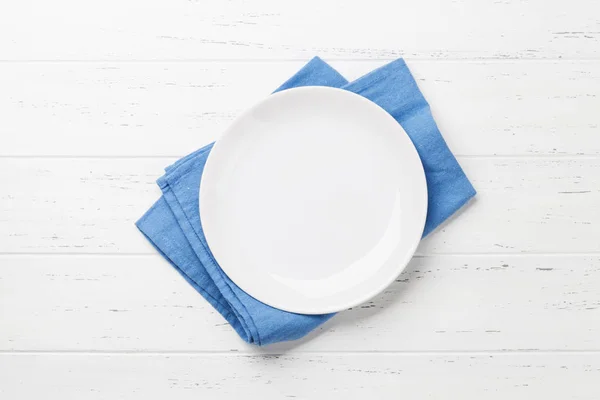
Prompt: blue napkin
<box><xmin>136</xmin><ymin>57</ymin><xmax>475</xmax><ymax>345</ymax></box>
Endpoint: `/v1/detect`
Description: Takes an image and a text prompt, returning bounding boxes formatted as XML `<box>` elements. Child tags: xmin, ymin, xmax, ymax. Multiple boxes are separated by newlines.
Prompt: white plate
<box><xmin>200</xmin><ymin>87</ymin><xmax>427</xmax><ymax>314</ymax></box>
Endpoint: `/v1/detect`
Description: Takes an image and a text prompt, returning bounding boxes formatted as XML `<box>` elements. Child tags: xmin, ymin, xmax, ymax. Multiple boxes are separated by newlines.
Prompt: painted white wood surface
<box><xmin>2</xmin><ymin>0</ymin><xmax>600</xmax><ymax>397</ymax></box>
<box><xmin>1</xmin><ymin>0</ymin><xmax>599</xmax><ymax>60</ymax></box>
<box><xmin>1</xmin><ymin>61</ymin><xmax>599</xmax><ymax>156</ymax></box>
<box><xmin>1</xmin><ymin>255</ymin><xmax>599</xmax><ymax>352</ymax></box>
<box><xmin>2</xmin><ymin>353</ymin><xmax>600</xmax><ymax>399</ymax></box>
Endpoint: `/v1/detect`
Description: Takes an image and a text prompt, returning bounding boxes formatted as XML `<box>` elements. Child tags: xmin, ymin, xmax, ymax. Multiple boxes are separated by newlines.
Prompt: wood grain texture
<box><xmin>1</xmin><ymin>255</ymin><xmax>599</xmax><ymax>352</ymax></box>
<box><xmin>0</xmin><ymin>61</ymin><xmax>599</xmax><ymax>156</ymax></box>
<box><xmin>1</xmin><ymin>0</ymin><xmax>599</xmax><ymax>60</ymax></box>
<box><xmin>3</xmin><ymin>0</ymin><xmax>600</xmax><ymax>393</ymax></box>
<box><xmin>1</xmin><ymin>353</ymin><xmax>599</xmax><ymax>399</ymax></box>
<box><xmin>1</xmin><ymin>157</ymin><xmax>599</xmax><ymax>255</ymax></box>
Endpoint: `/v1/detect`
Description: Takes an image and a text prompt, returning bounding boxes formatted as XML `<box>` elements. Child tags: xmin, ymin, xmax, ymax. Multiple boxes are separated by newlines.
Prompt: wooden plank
<box><xmin>1</xmin><ymin>353</ymin><xmax>599</xmax><ymax>399</ymax></box>
<box><xmin>1</xmin><ymin>157</ymin><xmax>599</xmax><ymax>254</ymax></box>
<box><xmin>1</xmin><ymin>255</ymin><xmax>598</xmax><ymax>352</ymax></box>
<box><xmin>1</xmin><ymin>0</ymin><xmax>599</xmax><ymax>60</ymax></box>
<box><xmin>1</xmin><ymin>61</ymin><xmax>599</xmax><ymax>156</ymax></box>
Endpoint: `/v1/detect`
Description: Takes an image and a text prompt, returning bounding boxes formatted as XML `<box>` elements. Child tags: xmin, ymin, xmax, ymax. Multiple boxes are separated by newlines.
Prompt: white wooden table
<box><xmin>1</xmin><ymin>1</ymin><xmax>600</xmax><ymax>398</ymax></box>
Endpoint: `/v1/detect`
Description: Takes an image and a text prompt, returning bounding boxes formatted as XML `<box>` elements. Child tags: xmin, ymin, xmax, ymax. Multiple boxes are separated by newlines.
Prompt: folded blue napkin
<box><xmin>136</xmin><ymin>57</ymin><xmax>475</xmax><ymax>345</ymax></box>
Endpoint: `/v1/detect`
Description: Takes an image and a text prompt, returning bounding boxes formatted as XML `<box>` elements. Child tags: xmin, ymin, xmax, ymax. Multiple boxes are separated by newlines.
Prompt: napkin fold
<box><xmin>137</xmin><ymin>57</ymin><xmax>475</xmax><ymax>345</ymax></box>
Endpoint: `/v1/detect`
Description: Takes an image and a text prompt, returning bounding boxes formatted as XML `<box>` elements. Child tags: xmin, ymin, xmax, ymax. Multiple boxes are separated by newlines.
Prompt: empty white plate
<box><xmin>200</xmin><ymin>86</ymin><xmax>427</xmax><ymax>314</ymax></box>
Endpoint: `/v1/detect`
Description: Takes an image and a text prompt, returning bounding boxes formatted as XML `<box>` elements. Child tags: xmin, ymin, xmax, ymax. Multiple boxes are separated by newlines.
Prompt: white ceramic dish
<box><xmin>200</xmin><ymin>87</ymin><xmax>427</xmax><ymax>314</ymax></box>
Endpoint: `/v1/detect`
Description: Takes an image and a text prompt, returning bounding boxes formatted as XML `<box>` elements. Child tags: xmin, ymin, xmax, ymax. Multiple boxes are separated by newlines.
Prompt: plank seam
<box><xmin>1</xmin><ymin>155</ymin><xmax>600</xmax><ymax>160</ymax></box>
<box><xmin>0</xmin><ymin>58</ymin><xmax>600</xmax><ymax>63</ymax></box>
<box><xmin>2</xmin><ymin>252</ymin><xmax>600</xmax><ymax>257</ymax></box>
<box><xmin>2</xmin><ymin>350</ymin><xmax>600</xmax><ymax>356</ymax></box>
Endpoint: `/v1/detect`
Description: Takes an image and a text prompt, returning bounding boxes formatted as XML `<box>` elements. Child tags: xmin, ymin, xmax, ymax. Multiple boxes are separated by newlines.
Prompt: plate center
<box><xmin>218</xmin><ymin>96</ymin><xmax>401</xmax><ymax>280</ymax></box>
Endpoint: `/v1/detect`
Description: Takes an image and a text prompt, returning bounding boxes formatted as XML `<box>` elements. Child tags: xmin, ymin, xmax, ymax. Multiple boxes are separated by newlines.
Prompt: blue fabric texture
<box><xmin>136</xmin><ymin>56</ymin><xmax>475</xmax><ymax>345</ymax></box>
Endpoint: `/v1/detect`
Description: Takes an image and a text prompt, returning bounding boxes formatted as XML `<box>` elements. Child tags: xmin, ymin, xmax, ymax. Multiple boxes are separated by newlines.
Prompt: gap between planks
<box><xmin>3</xmin><ymin>350</ymin><xmax>600</xmax><ymax>356</ymax></box>
<box><xmin>1</xmin><ymin>155</ymin><xmax>600</xmax><ymax>160</ymax></box>
<box><xmin>1</xmin><ymin>58</ymin><xmax>600</xmax><ymax>63</ymax></box>
<box><xmin>3</xmin><ymin>252</ymin><xmax>600</xmax><ymax>258</ymax></box>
